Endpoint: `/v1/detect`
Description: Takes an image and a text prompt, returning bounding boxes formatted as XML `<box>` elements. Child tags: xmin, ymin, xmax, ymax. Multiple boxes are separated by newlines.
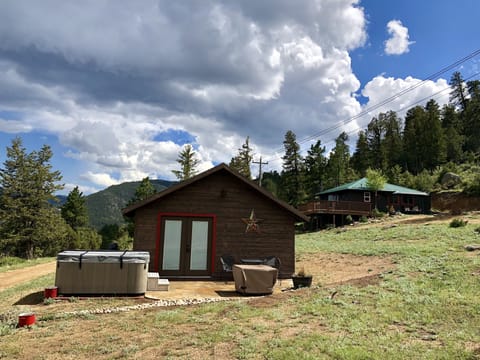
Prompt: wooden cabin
<box><xmin>123</xmin><ymin>163</ymin><xmax>308</xmax><ymax>280</ymax></box>
<box><xmin>299</xmin><ymin>178</ymin><xmax>431</xmax><ymax>229</ymax></box>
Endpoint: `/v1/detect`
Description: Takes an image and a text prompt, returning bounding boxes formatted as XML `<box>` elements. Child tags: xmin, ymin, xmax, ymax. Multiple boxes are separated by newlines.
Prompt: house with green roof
<box><xmin>299</xmin><ymin>178</ymin><xmax>431</xmax><ymax>228</ymax></box>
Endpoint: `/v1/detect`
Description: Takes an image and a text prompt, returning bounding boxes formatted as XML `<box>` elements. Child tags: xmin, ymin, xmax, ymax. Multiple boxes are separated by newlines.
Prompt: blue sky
<box><xmin>353</xmin><ymin>0</ymin><xmax>479</xmax><ymax>84</ymax></box>
<box><xmin>0</xmin><ymin>0</ymin><xmax>478</xmax><ymax>194</ymax></box>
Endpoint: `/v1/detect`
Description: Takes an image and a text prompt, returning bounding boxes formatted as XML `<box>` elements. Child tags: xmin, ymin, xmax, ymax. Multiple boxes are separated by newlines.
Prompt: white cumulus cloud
<box><xmin>384</xmin><ymin>20</ymin><xmax>415</xmax><ymax>55</ymax></box>
<box><xmin>359</xmin><ymin>75</ymin><xmax>450</xmax><ymax>131</ymax></box>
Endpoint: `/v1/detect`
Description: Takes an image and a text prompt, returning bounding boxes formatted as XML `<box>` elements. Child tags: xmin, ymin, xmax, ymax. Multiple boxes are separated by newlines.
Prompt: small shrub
<box><xmin>449</xmin><ymin>218</ymin><xmax>468</xmax><ymax>228</ymax></box>
<box><xmin>0</xmin><ymin>310</ymin><xmax>18</xmax><ymax>336</ymax></box>
<box><xmin>372</xmin><ymin>208</ymin><xmax>386</xmax><ymax>218</ymax></box>
<box><xmin>41</xmin><ymin>314</ymin><xmax>58</xmax><ymax>321</ymax></box>
<box><xmin>345</xmin><ymin>215</ymin><xmax>353</xmax><ymax>225</ymax></box>
<box><xmin>296</xmin><ymin>267</ymin><xmax>307</xmax><ymax>277</ymax></box>
<box><xmin>43</xmin><ymin>298</ymin><xmax>55</xmax><ymax>306</ymax></box>
<box><xmin>463</xmin><ymin>173</ymin><xmax>480</xmax><ymax>196</ymax></box>
<box><xmin>0</xmin><ymin>323</ymin><xmax>15</xmax><ymax>336</ymax></box>
<box><xmin>0</xmin><ymin>257</ymin><xmax>24</xmax><ymax>268</ymax></box>
<box><xmin>359</xmin><ymin>216</ymin><xmax>368</xmax><ymax>223</ymax></box>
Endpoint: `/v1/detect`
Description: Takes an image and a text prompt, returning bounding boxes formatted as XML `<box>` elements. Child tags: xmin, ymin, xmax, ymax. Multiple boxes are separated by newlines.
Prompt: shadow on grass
<box><xmin>14</xmin><ymin>291</ymin><xmax>44</xmax><ymax>305</ymax></box>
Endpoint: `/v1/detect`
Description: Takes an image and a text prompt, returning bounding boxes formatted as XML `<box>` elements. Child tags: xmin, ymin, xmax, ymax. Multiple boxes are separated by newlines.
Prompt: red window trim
<box><xmin>155</xmin><ymin>212</ymin><xmax>217</xmax><ymax>273</ymax></box>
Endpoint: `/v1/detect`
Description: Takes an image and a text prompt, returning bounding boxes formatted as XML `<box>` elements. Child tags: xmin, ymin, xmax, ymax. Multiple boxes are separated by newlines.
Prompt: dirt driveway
<box><xmin>0</xmin><ymin>261</ymin><xmax>56</xmax><ymax>292</ymax></box>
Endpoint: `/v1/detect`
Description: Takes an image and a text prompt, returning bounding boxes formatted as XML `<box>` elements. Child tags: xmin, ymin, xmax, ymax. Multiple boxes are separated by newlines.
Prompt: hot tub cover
<box><xmin>55</xmin><ymin>250</ymin><xmax>150</xmax><ymax>295</ymax></box>
<box><xmin>57</xmin><ymin>250</ymin><xmax>150</xmax><ymax>264</ymax></box>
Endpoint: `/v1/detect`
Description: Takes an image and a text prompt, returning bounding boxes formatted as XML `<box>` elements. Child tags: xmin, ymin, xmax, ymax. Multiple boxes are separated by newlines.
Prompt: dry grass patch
<box><xmin>295</xmin><ymin>252</ymin><xmax>395</xmax><ymax>286</ymax></box>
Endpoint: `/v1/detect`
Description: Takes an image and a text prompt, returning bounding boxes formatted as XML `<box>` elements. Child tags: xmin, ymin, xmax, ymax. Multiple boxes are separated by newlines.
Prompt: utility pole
<box><xmin>253</xmin><ymin>157</ymin><xmax>268</xmax><ymax>186</ymax></box>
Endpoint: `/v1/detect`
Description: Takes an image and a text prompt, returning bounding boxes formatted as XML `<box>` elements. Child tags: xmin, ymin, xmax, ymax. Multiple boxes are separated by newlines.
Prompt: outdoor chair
<box><xmin>220</xmin><ymin>254</ymin><xmax>235</xmax><ymax>273</ymax></box>
<box><xmin>263</xmin><ymin>256</ymin><xmax>281</xmax><ymax>285</ymax></box>
<box><xmin>263</xmin><ymin>256</ymin><xmax>280</xmax><ymax>269</ymax></box>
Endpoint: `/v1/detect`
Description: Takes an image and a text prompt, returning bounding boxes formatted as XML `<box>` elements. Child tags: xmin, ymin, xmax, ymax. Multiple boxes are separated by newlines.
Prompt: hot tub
<box><xmin>55</xmin><ymin>250</ymin><xmax>150</xmax><ymax>296</ymax></box>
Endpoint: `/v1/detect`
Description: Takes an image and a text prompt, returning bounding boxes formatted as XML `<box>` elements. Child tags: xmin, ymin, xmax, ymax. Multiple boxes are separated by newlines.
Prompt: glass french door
<box><xmin>160</xmin><ymin>217</ymin><xmax>212</xmax><ymax>276</ymax></box>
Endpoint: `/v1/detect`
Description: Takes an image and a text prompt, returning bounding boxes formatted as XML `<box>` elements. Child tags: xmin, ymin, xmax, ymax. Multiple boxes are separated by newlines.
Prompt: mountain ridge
<box><xmin>85</xmin><ymin>179</ymin><xmax>175</xmax><ymax>229</ymax></box>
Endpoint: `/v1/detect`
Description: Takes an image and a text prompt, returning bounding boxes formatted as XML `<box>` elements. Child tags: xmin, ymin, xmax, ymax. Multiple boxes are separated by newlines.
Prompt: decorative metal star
<box><xmin>241</xmin><ymin>209</ymin><xmax>263</xmax><ymax>233</ymax></box>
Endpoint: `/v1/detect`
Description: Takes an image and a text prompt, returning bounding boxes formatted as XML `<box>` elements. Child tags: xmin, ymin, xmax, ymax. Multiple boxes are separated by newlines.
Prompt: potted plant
<box><xmin>291</xmin><ymin>267</ymin><xmax>313</xmax><ymax>289</ymax></box>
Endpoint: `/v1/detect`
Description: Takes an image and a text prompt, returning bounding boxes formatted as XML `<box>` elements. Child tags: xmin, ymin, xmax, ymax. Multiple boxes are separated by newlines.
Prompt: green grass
<box><xmin>288</xmin><ymin>221</ymin><xmax>480</xmax><ymax>359</ymax></box>
<box><xmin>0</xmin><ymin>256</ymin><xmax>55</xmax><ymax>273</ymax></box>
<box><xmin>1</xmin><ymin>217</ymin><xmax>480</xmax><ymax>359</ymax></box>
<box><xmin>297</xmin><ymin>223</ymin><xmax>473</xmax><ymax>257</ymax></box>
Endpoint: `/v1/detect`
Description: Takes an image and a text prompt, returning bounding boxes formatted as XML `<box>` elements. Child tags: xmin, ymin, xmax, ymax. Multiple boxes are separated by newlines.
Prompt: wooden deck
<box><xmin>299</xmin><ymin>200</ymin><xmax>372</xmax><ymax>216</ymax></box>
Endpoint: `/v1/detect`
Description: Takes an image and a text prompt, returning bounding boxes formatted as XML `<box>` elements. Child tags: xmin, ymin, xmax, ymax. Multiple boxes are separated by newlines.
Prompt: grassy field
<box><xmin>1</xmin><ymin>214</ymin><xmax>480</xmax><ymax>359</ymax></box>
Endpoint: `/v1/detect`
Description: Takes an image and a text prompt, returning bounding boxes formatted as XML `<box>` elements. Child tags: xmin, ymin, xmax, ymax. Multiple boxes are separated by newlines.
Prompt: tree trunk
<box><xmin>25</xmin><ymin>241</ymin><xmax>34</xmax><ymax>260</ymax></box>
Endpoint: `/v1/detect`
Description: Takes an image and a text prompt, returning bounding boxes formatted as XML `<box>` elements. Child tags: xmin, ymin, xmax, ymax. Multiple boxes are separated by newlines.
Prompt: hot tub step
<box><xmin>147</xmin><ymin>272</ymin><xmax>159</xmax><ymax>291</ymax></box>
<box><xmin>147</xmin><ymin>272</ymin><xmax>169</xmax><ymax>291</ymax></box>
<box><xmin>157</xmin><ymin>279</ymin><xmax>170</xmax><ymax>291</ymax></box>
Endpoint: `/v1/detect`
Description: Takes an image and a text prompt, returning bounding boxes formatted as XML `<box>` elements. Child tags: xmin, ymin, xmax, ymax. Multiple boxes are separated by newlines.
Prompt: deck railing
<box><xmin>299</xmin><ymin>200</ymin><xmax>372</xmax><ymax>216</ymax></box>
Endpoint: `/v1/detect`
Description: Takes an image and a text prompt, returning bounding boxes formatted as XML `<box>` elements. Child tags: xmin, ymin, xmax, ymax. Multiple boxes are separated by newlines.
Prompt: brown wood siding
<box><xmin>309</xmin><ymin>189</ymin><xmax>430</xmax><ymax>215</ymax></box>
<box><xmin>133</xmin><ymin>171</ymin><xmax>296</xmax><ymax>279</ymax></box>
<box><xmin>299</xmin><ymin>200</ymin><xmax>372</xmax><ymax>216</ymax></box>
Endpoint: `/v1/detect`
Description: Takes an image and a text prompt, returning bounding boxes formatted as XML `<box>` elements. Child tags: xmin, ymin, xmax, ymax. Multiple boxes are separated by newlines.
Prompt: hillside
<box><xmin>85</xmin><ymin>179</ymin><xmax>175</xmax><ymax>229</ymax></box>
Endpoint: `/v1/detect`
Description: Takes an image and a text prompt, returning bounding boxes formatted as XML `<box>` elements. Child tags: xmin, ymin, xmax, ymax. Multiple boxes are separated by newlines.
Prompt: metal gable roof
<box><xmin>319</xmin><ymin>177</ymin><xmax>429</xmax><ymax>196</ymax></box>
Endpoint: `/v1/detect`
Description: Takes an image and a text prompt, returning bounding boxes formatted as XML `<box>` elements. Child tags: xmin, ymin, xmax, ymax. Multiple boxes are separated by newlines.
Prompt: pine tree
<box><xmin>0</xmin><ymin>137</ymin><xmax>65</xmax><ymax>258</ymax></box>
<box><xmin>61</xmin><ymin>186</ymin><xmax>89</xmax><ymax>230</ymax></box>
<box><xmin>64</xmin><ymin>226</ymin><xmax>102</xmax><ymax>251</ymax></box>
<box><xmin>423</xmin><ymin>99</ymin><xmax>446</xmax><ymax>169</ymax></box>
<box><xmin>402</xmin><ymin>101</ymin><xmax>446</xmax><ymax>173</ymax></box>
<box><xmin>326</xmin><ymin>132</ymin><xmax>353</xmax><ymax>188</ymax></box>
<box><xmin>351</xmin><ymin>130</ymin><xmax>371</xmax><ymax>177</ymax></box>
<box><xmin>441</xmin><ymin>104</ymin><xmax>464</xmax><ymax>163</ymax></box>
<box><xmin>129</xmin><ymin>177</ymin><xmax>156</xmax><ymax>205</ymax></box>
<box><xmin>366</xmin><ymin>115</ymin><xmax>386</xmax><ymax>171</ymax></box>
<box><xmin>304</xmin><ymin>140</ymin><xmax>327</xmax><ymax>199</ymax></box>
<box><xmin>449</xmin><ymin>71</ymin><xmax>469</xmax><ymax>111</ymax></box>
<box><xmin>387</xmin><ymin>164</ymin><xmax>403</xmax><ymax>185</ymax></box>
<box><xmin>124</xmin><ymin>176</ymin><xmax>157</xmax><ymax>239</ymax></box>
<box><xmin>281</xmin><ymin>130</ymin><xmax>305</xmax><ymax>206</ymax></box>
<box><xmin>383</xmin><ymin>111</ymin><xmax>403</xmax><ymax>171</ymax></box>
<box><xmin>229</xmin><ymin>136</ymin><xmax>253</xmax><ymax>179</ymax></box>
<box><xmin>464</xmin><ymin>80</ymin><xmax>480</xmax><ymax>153</ymax></box>
<box><xmin>172</xmin><ymin>144</ymin><xmax>200</xmax><ymax>181</ymax></box>
<box><xmin>261</xmin><ymin>170</ymin><xmax>281</xmax><ymax>197</ymax></box>
<box><xmin>99</xmin><ymin>224</ymin><xmax>122</xmax><ymax>249</ymax></box>
<box><xmin>403</xmin><ymin>106</ymin><xmax>424</xmax><ymax>174</ymax></box>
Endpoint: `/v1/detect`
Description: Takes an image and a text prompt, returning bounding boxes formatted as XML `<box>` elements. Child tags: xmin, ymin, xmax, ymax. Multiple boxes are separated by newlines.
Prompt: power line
<box><xmin>319</xmin><ymin>71</ymin><xmax>480</xmax><ymax>150</ymax></box>
<box><xmin>265</xmin><ymin>70</ymin><xmax>480</xmax><ymax>163</ymax></box>
<box><xmin>297</xmin><ymin>48</ymin><xmax>480</xmax><ymax>146</ymax></box>
<box><xmin>266</xmin><ymin>48</ymin><xmax>480</xmax><ymax>159</ymax></box>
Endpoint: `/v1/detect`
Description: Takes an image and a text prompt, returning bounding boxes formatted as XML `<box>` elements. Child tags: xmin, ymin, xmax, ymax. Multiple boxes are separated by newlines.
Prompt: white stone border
<box><xmin>63</xmin><ymin>297</ymin><xmax>243</xmax><ymax>316</ymax></box>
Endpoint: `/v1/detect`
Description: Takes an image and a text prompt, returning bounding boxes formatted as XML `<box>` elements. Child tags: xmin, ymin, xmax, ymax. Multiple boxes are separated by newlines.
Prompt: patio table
<box><xmin>240</xmin><ymin>258</ymin><xmax>264</xmax><ymax>265</ymax></box>
<box><xmin>232</xmin><ymin>264</ymin><xmax>278</xmax><ymax>295</ymax></box>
